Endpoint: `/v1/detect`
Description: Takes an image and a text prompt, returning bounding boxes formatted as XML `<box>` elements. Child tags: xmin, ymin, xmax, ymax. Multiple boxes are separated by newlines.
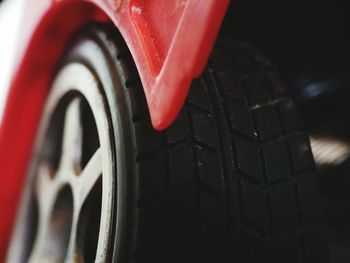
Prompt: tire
<box><xmin>8</xmin><ymin>24</ymin><xmax>329</xmax><ymax>263</ymax></box>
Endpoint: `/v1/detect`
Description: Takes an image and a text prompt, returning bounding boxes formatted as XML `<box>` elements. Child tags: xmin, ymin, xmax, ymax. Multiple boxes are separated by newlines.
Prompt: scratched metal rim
<box><xmin>7</xmin><ymin>62</ymin><xmax>115</xmax><ymax>263</ymax></box>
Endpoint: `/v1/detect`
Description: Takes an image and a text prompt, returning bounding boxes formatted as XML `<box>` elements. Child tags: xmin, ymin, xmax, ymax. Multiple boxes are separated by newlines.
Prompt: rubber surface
<box><xmin>67</xmin><ymin>25</ymin><xmax>328</xmax><ymax>262</ymax></box>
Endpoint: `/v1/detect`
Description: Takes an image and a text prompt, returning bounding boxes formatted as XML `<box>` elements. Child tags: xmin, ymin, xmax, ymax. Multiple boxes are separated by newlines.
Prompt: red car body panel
<box><xmin>0</xmin><ymin>0</ymin><xmax>229</xmax><ymax>259</ymax></box>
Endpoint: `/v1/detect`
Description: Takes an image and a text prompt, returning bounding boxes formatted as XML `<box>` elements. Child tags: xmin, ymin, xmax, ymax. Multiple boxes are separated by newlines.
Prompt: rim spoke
<box><xmin>30</xmin><ymin>166</ymin><xmax>55</xmax><ymax>263</ymax></box>
<box><xmin>35</xmin><ymin>165</ymin><xmax>54</xmax><ymax>215</ymax></box>
<box><xmin>65</xmin><ymin>148</ymin><xmax>102</xmax><ymax>262</ymax></box>
<box><xmin>60</xmin><ymin>98</ymin><xmax>83</xmax><ymax>171</ymax></box>
<box><xmin>64</xmin><ymin>216</ymin><xmax>79</xmax><ymax>263</ymax></box>
<box><xmin>78</xmin><ymin>148</ymin><xmax>102</xmax><ymax>205</ymax></box>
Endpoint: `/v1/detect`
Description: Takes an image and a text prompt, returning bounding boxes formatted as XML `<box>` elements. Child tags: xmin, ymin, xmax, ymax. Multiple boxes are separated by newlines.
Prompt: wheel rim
<box><xmin>8</xmin><ymin>63</ymin><xmax>115</xmax><ymax>262</ymax></box>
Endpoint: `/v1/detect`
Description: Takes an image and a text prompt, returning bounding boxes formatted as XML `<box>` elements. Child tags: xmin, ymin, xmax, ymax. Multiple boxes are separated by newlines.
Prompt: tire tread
<box><xmin>98</xmin><ymin>27</ymin><xmax>328</xmax><ymax>263</ymax></box>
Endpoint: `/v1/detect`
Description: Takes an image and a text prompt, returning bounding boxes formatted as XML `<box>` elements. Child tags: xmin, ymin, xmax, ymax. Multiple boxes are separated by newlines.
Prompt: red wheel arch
<box><xmin>0</xmin><ymin>0</ymin><xmax>229</xmax><ymax>259</ymax></box>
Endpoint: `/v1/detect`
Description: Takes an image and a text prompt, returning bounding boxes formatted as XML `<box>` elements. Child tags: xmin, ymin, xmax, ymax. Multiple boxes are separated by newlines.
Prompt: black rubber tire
<box><xmin>64</xmin><ymin>25</ymin><xmax>329</xmax><ymax>263</ymax></box>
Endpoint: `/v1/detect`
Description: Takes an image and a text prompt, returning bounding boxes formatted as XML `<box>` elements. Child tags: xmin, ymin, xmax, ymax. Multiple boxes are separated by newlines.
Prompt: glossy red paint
<box><xmin>0</xmin><ymin>0</ymin><xmax>229</xmax><ymax>259</ymax></box>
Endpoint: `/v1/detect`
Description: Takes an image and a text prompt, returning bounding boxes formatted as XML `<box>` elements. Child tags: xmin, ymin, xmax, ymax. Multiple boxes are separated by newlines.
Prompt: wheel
<box><xmin>7</xmin><ymin>24</ymin><xmax>328</xmax><ymax>263</ymax></box>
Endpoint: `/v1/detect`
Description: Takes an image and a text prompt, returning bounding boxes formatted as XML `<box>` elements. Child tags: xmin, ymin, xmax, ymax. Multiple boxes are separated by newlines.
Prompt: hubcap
<box><xmin>8</xmin><ymin>63</ymin><xmax>115</xmax><ymax>262</ymax></box>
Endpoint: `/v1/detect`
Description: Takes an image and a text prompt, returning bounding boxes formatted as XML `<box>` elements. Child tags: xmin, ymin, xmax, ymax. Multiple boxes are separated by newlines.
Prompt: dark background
<box><xmin>221</xmin><ymin>0</ymin><xmax>350</xmax><ymax>84</ymax></box>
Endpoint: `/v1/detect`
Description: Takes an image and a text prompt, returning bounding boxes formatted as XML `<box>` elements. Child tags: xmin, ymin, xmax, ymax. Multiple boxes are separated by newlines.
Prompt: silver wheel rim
<box><xmin>8</xmin><ymin>63</ymin><xmax>115</xmax><ymax>263</ymax></box>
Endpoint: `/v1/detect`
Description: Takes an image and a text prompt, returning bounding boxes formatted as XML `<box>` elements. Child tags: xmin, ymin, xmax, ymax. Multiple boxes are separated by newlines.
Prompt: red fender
<box><xmin>0</xmin><ymin>0</ymin><xmax>229</xmax><ymax>259</ymax></box>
